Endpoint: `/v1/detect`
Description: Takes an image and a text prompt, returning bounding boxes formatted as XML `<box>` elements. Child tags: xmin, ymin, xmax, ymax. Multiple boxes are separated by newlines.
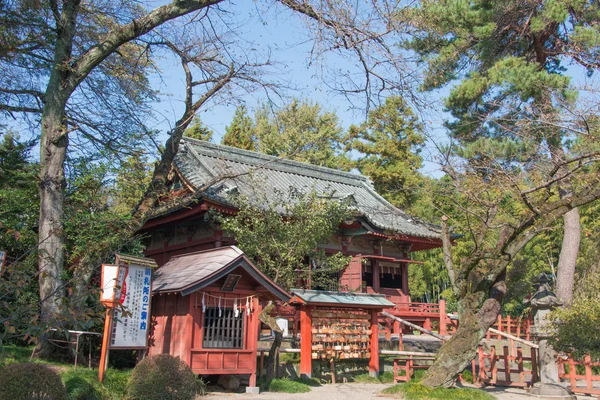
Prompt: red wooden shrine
<box><xmin>289</xmin><ymin>289</ymin><xmax>394</xmax><ymax>378</ymax></box>
<box><xmin>148</xmin><ymin>246</ymin><xmax>289</xmax><ymax>390</ymax></box>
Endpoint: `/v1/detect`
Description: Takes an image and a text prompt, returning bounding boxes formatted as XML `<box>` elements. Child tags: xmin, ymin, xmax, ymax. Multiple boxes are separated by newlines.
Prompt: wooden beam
<box><xmin>487</xmin><ymin>328</ymin><xmax>539</xmax><ymax>349</ymax></box>
<box><xmin>381</xmin><ymin>311</ymin><xmax>449</xmax><ymax>341</ymax></box>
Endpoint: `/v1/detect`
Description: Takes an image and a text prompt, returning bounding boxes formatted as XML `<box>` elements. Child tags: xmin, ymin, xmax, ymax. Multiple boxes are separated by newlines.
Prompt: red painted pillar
<box><xmin>300</xmin><ymin>305</ymin><xmax>313</xmax><ymax>378</ymax></box>
<box><xmin>249</xmin><ymin>297</ymin><xmax>260</xmax><ymax>388</ymax></box>
<box><xmin>369</xmin><ymin>309</ymin><xmax>380</xmax><ymax>377</ymax></box>
<box><xmin>439</xmin><ymin>300</ymin><xmax>447</xmax><ymax>336</ymax></box>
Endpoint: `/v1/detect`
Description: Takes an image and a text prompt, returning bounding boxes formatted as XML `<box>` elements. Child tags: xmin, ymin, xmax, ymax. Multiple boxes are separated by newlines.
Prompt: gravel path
<box><xmin>206</xmin><ymin>383</ymin><xmax>591</xmax><ymax>400</ymax></box>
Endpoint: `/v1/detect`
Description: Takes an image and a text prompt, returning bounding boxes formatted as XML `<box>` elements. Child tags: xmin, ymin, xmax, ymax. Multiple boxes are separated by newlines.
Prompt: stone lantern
<box><xmin>526</xmin><ymin>273</ymin><xmax>575</xmax><ymax>399</ymax></box>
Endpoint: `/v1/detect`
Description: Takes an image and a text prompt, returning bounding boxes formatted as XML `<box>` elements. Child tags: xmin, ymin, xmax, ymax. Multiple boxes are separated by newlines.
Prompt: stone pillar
<box><xmin>527</xmin><ymin>273</ymin><xmax>576</xmax><ymax>399</ymax></box>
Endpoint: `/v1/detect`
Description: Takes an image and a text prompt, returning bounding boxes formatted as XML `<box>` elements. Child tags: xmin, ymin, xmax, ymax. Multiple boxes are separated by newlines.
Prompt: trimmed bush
<box><xmin>125</xmin><ymin>354</ymin><xmax>200</xmax><ymax>400</ymax></box>
<box><xmin>0</xmin><ymin>362</ymin><xmax>67</xmax><ymax>400</ymax></box>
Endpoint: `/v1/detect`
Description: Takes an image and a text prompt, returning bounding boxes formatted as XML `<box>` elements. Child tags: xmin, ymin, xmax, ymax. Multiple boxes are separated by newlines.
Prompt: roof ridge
<box><xmin>166</xmin><ymin>245</ymin><xmax>243</xmax><ymax>261</ymax></box>
<box><xmin>181</xmin><ymin>138</ymin><xmax>370</xmax><ymax>185</ymax></box>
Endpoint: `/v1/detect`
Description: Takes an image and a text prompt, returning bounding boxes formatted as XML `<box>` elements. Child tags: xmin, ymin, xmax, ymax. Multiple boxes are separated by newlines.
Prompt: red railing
<box><xmin>559</xmin><ymin>354</ymin><xmax>600</xmax><ymax>397</ymax></box>
<box><xmin>473</xmin><ymin>344</ymin><xmax>538</xmax><ymax>388</ymax></box>
<box><xmin>486</xmin><ymin>315</ymin><xmax>532</xmax><ymax>341</ymax></box>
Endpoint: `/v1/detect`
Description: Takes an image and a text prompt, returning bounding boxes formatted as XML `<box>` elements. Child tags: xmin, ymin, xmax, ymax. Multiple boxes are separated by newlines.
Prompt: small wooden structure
<box><xmin>148</xmin><ymin>246</ymin><xmax>290</xmax><ymax>390</ymax></box>
<box><xmin>559</xmin><ymin>354</ymin><xmax>600</xmax><ymax>398</ymax></box>
<box><xmin>473</xmin><ymin>344</ymin><xmax>538</xmax><ymax>388</ymax></box>
<box><xmin>288</xmin><ymin>289</ymin><xmax>394</xmax><ymax>378</ymax></box>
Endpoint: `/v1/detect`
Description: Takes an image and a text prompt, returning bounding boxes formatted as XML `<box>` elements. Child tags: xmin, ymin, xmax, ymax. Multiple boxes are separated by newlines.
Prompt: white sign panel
<box><xmin>110</xmin><ymin>264</ymin><xmax>152</xmax><ymax>349</ymax></box>
<box><xmin>101</xmin><ymin>265</ymin><xmax>119</xmax><ymax>304</ymax></box>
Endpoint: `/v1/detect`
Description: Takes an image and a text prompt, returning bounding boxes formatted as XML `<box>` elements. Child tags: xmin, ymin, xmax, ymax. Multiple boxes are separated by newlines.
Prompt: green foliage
<box><xmin>126</xmin><ymin>354</ymin><xmax>202</xmax><ymax>400</ymax></box>
<box><xmin>550</xmin><ymin>263</ymin><xmax>600</xmax><ymax>359</ymax></box>
<box><xmin>222</xmin><ymin>105</ymin><xmax>255</xmax><ymax>150</ymax></box>
<box><xmin>61</xmin><ymin>367</ymin><xmax>130</xmax><ymax>400</ymax></box>
<box><xmin>225</xmin><ymin>99</ymin><xmax>353</xmax><ymax>170</ymax></box>
<box><xmin>348</xmin><ymin>96</ymin><xmax>425</xmax><ymax>210</ymax></box>
<box><xmin>267</xmin><ymin>378</ymin><xmax>311</xmax><ymax>393</ymax></box>
<box><xmin>381</xmin><ymin>382</ymin><xmax>494</xmax><ymax>399</ymax></box>
<box><xmin>0</xmin><ymin>362</ymin><xmax>67</xmax><ymax>400</ymax></box>
<box><xmin>183</xmin><ymin>116</ymin><xmax>214</xmax><ymax>141</ymax></box>
<box><xmin>219</xmin><ymin>185</ymin><xmax>351</xmax><ymax>290</ymax></box>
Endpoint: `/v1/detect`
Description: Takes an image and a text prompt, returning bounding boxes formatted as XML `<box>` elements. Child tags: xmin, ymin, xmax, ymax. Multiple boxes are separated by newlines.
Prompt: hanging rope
<box><xmin>194</xmin><ymin>291</ymin><xmax>258</xmax><ymax>313</ymax></box>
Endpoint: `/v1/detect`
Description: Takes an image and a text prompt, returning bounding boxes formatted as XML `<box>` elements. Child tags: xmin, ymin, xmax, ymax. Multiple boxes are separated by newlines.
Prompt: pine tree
<box><xmin>222</xmin><ymin>105</ymin><xmax>255</xmax><ymax>150</ymax></box>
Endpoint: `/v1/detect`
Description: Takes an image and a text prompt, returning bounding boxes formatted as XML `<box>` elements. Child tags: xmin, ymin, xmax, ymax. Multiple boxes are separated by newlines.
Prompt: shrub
<box><xmin>125</xmin><ymin>354</ymin><xmax>200</xmax><ymax>400</ymax></box>
<box><xmin>0</xmin><ymin>362</ymin><xmax>67</xmax><ymax>400</ymax></box>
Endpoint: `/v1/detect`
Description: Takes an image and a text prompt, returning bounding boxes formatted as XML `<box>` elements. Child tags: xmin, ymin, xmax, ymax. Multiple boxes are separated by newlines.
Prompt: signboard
<box><xmin>100</xmin><ymin>264</ymin><xmax>123</xmax><ymax>305</ymax></box>
<box><xmin>109</xmin><ymin>264</ymin><xmax>152</xmax><ymax>349</ymax></box>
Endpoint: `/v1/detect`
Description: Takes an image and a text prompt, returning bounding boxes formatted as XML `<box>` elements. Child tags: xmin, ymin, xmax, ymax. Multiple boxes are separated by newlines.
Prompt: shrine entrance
<box><xmin>288</xmin><ymin>289</ymin><xmax>394</xmax><ymax>378</ymax></box>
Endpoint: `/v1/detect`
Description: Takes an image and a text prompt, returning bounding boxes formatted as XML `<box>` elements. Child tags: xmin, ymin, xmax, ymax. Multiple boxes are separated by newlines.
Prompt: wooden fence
<box><xmin>486</xmin><ymin>315</ymin><xmax>532</xmax><ymax>341</ymax></box>
<box><xmin>473</xmin><ymin>345</ymin><xmax>538</xmax><ymax>388</ymax></box>
<box><xmin>558</xmin><ymin>354</ymin><xmax>600</xmax><ymax>397</ymax></box>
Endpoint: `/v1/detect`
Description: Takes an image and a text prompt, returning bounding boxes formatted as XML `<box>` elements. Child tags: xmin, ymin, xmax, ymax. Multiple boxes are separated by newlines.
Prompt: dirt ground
<box><xmin>206</xmin><ymin>383</ymin><xmax>591</xmax><ymax>400</ymax></box>
<box><xmin>205</xmin><ymin>383</ymin><xmax>594</xmax><ymax>400</ymax></box>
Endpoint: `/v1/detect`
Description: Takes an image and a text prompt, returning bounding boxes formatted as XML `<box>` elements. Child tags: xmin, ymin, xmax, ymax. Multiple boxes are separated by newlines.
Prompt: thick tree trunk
<box><xmin>555</xmin><ymin>207</ymin><xmax>580</xmax><ymax>306</ymax></box>
<box><xmin>421</xmin><ymin>277</ymin><xmax>506</xmax><ymax>387</ymax></box>
<box><xmin>38</xmin><ymin>112</ymin><xmax>68</xmax><ymax>325</ymax></box>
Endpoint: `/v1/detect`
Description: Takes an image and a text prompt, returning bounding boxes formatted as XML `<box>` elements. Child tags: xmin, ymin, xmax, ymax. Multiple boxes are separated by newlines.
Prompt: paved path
<box><xmin>206</xmin><ymin>383</ymin><xmax>591</xmax><ymax>400</ymax></box>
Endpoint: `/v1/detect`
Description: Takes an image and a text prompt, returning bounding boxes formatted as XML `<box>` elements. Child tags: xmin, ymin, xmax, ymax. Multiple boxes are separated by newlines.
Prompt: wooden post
<box><xmin>506</xmin><ymin>315</ymin><xmax>512</xmax><ymax>336</ymax></box>
<box><xmin>401</xmin><ymin>262</ymin><xmax>409</xmax><ymax>296</ymax></box>
<box><xmin>398</xmin><ymin>326</ymin><xmax>404</xmax><ymax>351</ymax></box>
<box><xmin>373</xmin><ymin>260</ymin><xmax>380</xmax><ymax>293</ymax></box>
<box><xmin>585</xmin><ymin>355</ymin><xmax>592</xmax><ymax>390</ymax></box>
<box><xmin>330</xmin><ymin>358</ymin><xmax>336</xmax><ymax>384</ymax></box>
<box><xmin>98</xmin><ymin>308</ymin><xmax>113</xmax><ymax>382</ymax></box>
<box><xmin>248</xmin><ymin>297</ymin><xmax>260</xmax><ymax>388</ymax></box>
<box><xmin>439</xmin><ymin>300</ymin><xmax>447</xmax><ymax>336</ymax></box>
<box><xmin>369</xmin><ymin>309</ymin><xmax>380</xmax><ymax>377</ymax></box>
<box><xmin>300</xmin><ymin>306</ymin><xmax>313</xmax><ymax>378</ymax></box>
<box><xmin>497</xmin><ymin>315</ymin><xmax>502</xmax><ymax>339</ymax></box>
<box><xmin>517</xmin><ymin>347</ymin><xmax>524</xmax><ymax>385</ymax></box>
<box><xmin>568</xmin><ymin>355</ymin><xmax>576</xmax><ymax>390</ymax></box>
<box><xmin>472</xmin><ymin>359</ymin><xmax>477</xmax><ymax>385</ymax></box>
<box><xmin>490</xmin><ymin>346</ymin><xmax>497</xmax><ymax>384</ymax></box>
<box><xmin>503</xmin><ymin>346</ymin><xmax>510</xmax><ymax>383</ymax></box>
<box><xmin>531</xmin><ymin>347</ymin><xmax>539</xmax><ymax>384</ymax></box>
<box><xmin>478</xmin><ymin>345</ymin><xmax>485</xmax><ymax>383</ymax></box>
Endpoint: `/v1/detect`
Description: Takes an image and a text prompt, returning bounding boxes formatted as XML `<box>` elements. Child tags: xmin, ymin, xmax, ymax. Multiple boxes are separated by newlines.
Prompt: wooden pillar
<box><xmin>248</xmin><ymin>297</ymin><xmax>260</xmax><ymax>387</ymax></box>
<box><xmin>373</xmin><ymin>260</ymin><xmax>380</xmax><ymax>292</ymax></box>
<box><xmin>300</xmin><ymin>305</ymin><xmax>313</xmax><ymax>378</ymax></box>
<box><xmin>185</xmin><ymin>295</ymin><xmax>195</xmax><ymax>367</ymax></box>
<box><xmin>439</xmin><ymin>300</ymin><xmax>447</xmax><ymax>336</ymax></box>
<box><xmin>369</xmin><ymin>308</ymin><xmax>380</xmax><ymax>377</ymax></box>
<box><xmin>401</xmin><ymin>262</ymin><xmax>409</xmax><ymax>297</ymax></box>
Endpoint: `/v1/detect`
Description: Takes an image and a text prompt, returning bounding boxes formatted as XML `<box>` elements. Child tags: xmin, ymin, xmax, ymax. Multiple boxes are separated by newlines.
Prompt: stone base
<box><xmin>246</xmin><ymin>386</ymin><xmax>260</xmax><ymax>394</ymax></box>
<box><xmin>528</xmin><ymin>383</ymin><xmax>577</xmax><ymax>399</ymax></box>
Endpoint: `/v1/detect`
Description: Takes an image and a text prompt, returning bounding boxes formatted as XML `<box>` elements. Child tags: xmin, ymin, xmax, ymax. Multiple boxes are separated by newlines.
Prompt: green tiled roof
<box><xmin>290</xmin><ymin>289</ymin><xmax>394</xmax><ymax>308</ymax></box>
<box><xmin>171</xmin><ymin>139</ymin><xmax>441</xmax><ymax>240</ymax></box>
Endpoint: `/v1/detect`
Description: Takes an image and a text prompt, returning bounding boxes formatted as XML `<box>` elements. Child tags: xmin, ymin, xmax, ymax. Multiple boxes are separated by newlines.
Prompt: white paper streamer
<box><xmin>246</xmin><ymin>297</ymin><xmax>250</xmax><ymax>316</ymax></box>
<box><xmin>202</xmin><ymin>292</ymin><xmax>206</xmax><ymax>313</ymax></box>
<box><xmin>218</xmin><ymin>296</ymin><xmax>222</xmax><ymax>317</ymax></box>
<box><xmin>234</xmin><ymin>298</ymin><xmax>239</xmax><ymax>318</ymax></box>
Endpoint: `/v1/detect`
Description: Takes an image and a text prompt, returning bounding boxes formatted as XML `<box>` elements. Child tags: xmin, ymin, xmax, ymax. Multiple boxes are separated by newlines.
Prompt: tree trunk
<box><xmin>421</xmin><ymin>277</ymin><xmax>506</xmax><ymax>387</ymax></box>
<box><xmin>38</xmin><ymin>111</ymin><xmax>68</xmax><ymax>325</ymax></box>
<box><xmin>555</xmin><ymin>207</ymin><xmax>580</xmax><ymax>306</ymax></box>
<box><xmin>258</xmin><ymin>301</ymin><xmax>283</xmax><ymax>386</ymax></box>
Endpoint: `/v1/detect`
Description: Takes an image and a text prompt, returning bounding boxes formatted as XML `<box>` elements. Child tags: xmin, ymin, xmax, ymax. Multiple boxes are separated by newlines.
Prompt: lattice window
<box><xmin>203</xmin><ymin>308</ymin><xmax>244</xmax><ymax>348</ymax></box>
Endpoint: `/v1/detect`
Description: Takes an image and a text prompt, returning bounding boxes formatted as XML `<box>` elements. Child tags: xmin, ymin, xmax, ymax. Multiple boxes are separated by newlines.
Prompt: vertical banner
<box><xmin>109</xmin><ymin>264</ymin><xmax>152</xmax><ymax>349</ymax></box>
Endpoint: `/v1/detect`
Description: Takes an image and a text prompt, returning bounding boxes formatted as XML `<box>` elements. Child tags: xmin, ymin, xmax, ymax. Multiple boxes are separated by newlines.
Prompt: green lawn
<box><xmin>381</xmin><ymin>381</ymin><xmax>494</xmax><ymax>400</ymax></box>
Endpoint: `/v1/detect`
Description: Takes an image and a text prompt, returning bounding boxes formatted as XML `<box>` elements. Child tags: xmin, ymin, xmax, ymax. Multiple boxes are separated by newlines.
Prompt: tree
<box><xmin>348</xmin><ymin>96</ymin><xmax>426</xmax><ymax>209</ymax></box>
<box><xmin>1</xmin><ymin>0</ymin><xmax>420</xmax><ymax>340</ymax></box>
<box><xmin>400</xmin><ymin>0</ymin><xmax>600</xmax><ymax>386</ymax></box>
<box><xmin>222</xmin><ymin>105</ymin><xmax>255</xmax><ymax>150</ymax></box>
<box><xmin>183</xmin><ymin>116</ymin><xmax>214</xmax><ymax>141</ymax></box>
<box><xmin>218</xmin><ymin>185</ymin><xmax>350</xmax><ymax>384</ymax></box>
<box><xmin>232</xmin><ymin>99</ymin><xmax>354</xmax><ymax>170</ymax></box>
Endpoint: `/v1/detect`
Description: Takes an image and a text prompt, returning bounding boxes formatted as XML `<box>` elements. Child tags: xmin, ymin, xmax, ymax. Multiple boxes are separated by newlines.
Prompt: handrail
<box><xmin>487</xmin><ymin>327</ymin><xmax>538</xmax><ymax>349</ymax></box>
<box><xmin>381</xmin><ymin>311</ymin><xmax>449</xmax><ymax>341</ymax></box>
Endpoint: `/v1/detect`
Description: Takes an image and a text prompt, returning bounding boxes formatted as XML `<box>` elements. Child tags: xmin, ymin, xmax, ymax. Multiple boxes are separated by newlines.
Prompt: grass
<box><xmin>381</xmin><ymin>381</ymin><xmax>494</xmax><ymax>400</ymax></box>
<box><xmin>353</xmin><ymin>371</ymin><xmax>395</xmax><ymax>384</ymax></box>
<box><xmin>1</xmin><ymin>345</ymin><xmax>131</xmax><ymax>400</ymax></box>
<box><xmin>268</xmin><ymin>377</ymin><xmax>312</xmax><ymax>393</ymax></box>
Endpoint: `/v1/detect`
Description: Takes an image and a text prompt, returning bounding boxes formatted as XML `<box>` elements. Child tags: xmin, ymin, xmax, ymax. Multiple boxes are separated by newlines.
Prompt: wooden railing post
<box><xmin>439</xmin><ymin>300</ymin><xmax>447</xmax><ymax>336</ymax></box>
<box><xmin>531</xmin><ymin>347</ymin><xmax>538</xmax><ymax>383</ymax></box>
<box><xmin>497</xmin><ymin>316</ymin><xmax>503</xmax><ymax>339</ymax></box>
<box><xmin>568</xmin><ymin>355</ymin><xmax>576</xmax><ymax>391</ymax></box>
<box><xmin>585</xmin><ymin>354</ymin><xmax>593</xmax><ymax>390</ymax></box>
<box><xmin>478</xmin><ymin>345</ymin><xmax>485</xmax><ymax>383</ymax></box>
<box><xmin>503</xmin><ymin>346</ymin><xmax>510</xmax><ymax>383</ymax></box>
<box><xmin>490</xmin><ymin>346</ymin><xmax>497</xmax><ymax>384</ymax></box>
<box><xmin>517</xmin><ymin>347</ymin><xmax>524</xmax><ymax>385</ymax></box>
<box><xmin>506</xmin><ymin>315</ymin><xmax>512</xmax><ymax>336</ymax></box>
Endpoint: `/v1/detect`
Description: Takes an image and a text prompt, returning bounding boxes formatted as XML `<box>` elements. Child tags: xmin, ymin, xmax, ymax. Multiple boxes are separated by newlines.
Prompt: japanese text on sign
<box><xmin>110</xmin><ymin>265</ymin><xmax>152</xmax><ymax>348</ymax></box>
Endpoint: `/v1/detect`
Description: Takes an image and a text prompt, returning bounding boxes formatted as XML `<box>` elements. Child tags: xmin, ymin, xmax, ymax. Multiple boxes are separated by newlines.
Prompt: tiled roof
<box><xmin>289</xmin><ymin>289</ymin><xmax>394</xmax><ymax>308</ymax></box>
<box><xmin>152</xmin><ymin>246</ymin><xmax>290</xmax><ymax>301</ymax></box>
<box><xmin>173</xmin><ymin>139</ymin><xmax>440</xmax><ymax>240</ymax></box>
